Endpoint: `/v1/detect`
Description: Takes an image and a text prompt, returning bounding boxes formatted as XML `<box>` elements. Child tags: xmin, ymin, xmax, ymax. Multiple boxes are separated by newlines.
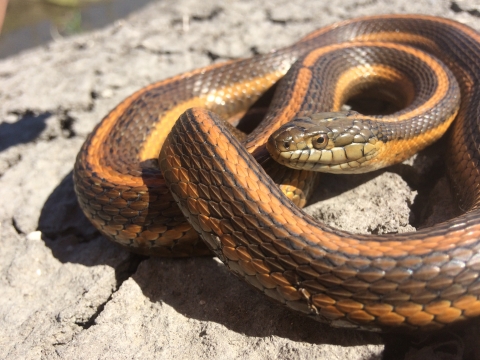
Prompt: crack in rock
<box><xmin>450</xmin><ymin>1</ymin><xmax>480</xmax><ymax>17</ymax></box>
<box><xmin>191</xmin><ymin>7</ymin><xmax>223</xmax><ymax>22</ymax></box>
<box><xmin>11</xmin><ymin>217</ymin><xmax>24</xmax><ymax>235</ymax></box>
<box><xmin>59</xmin><ymin>110</ymin><xmax>76</xmax><ymax>139</ymax></box>
<box><xmin>75</xmin><ymin>254</ymin><xmax>146</xmax><ymax>330</ymax></box>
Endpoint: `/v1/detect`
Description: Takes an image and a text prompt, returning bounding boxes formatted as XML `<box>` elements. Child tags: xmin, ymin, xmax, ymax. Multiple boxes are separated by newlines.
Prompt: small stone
<box><xmin>26</xmin><ymin>231</ymin><xmax>42</xmax><ymax>241</ymax></box>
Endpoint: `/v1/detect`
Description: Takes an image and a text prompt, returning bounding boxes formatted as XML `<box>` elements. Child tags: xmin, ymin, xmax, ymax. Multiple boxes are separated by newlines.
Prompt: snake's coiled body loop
<box><xmin>75</xmin><ymin>15</ymin><xmax>480</xmax><ymax>331</ymax></box>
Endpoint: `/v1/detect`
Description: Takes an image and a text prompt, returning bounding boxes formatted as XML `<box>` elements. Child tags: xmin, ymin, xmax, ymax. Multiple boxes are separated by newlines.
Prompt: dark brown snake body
<box><xmin>74</xmin><ymin>15</ymin><xmax>480</xmax><ymax>331</ymax></box>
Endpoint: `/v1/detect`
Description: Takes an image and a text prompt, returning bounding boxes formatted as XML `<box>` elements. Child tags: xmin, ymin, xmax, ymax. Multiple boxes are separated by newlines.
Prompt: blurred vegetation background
<box><xmin>0</xmin><ymin>0</ymin><xmax>153</xmax><ymax>58</ymax></box>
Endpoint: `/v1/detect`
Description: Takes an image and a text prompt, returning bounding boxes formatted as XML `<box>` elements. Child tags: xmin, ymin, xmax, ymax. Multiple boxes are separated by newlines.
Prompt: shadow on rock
<box><xmin>0</xmin><ymin>111</ymin><xmax>50</xmax><ymax>151</ymax></box>
<box><xmin>37</xmin><ymin>170</ymin><xmax>383</xmax><ymax>347</ymax></box>
<box><xmin>38</xmin><ymin>170</ymin><xmax>128</xmax><ymax>266</ymax></box>
<box><xmin>134</xmin><ymin>256</ymin><xmax>383</xmax><ymax>346</ymax></box>
<box><xmin>382</xmin><ymin>323</ymin><xmax>480</xmax><ymax>360</ymax></box>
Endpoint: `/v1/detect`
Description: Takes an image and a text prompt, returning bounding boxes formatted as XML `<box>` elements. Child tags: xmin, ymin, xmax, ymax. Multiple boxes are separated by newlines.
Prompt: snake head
<box><xmin>266</xmin><ymin>111</ymin><xmax>384</xmax><ymax>173</ymax></box>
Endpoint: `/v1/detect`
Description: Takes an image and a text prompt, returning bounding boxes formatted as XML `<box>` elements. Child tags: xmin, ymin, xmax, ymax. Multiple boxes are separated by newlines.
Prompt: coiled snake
<box><xmin>74</xmin><ymin>15</ymin><xmax>480</xmax><ymax>331</ymax></box>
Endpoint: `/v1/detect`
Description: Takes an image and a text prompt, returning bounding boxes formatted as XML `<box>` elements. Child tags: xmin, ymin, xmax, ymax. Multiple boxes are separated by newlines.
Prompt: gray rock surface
<box><xmin>1</xmin><ymin>0</ymin><xmax>480</xmax><ymax>358</ymax></box>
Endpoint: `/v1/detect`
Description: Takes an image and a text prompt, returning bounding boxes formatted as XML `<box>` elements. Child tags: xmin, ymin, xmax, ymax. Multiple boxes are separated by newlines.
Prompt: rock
<box><xmin>1</xmin><ymin>0</ymin><xmax>479</xmax><ymax>359</ymax></box>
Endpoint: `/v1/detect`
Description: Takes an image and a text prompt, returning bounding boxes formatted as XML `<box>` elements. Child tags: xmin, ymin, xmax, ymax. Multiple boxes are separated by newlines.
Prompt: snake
<box><xmin>74</xmin><ymin>14</ymin><xmax>480</xmax><ymax>331</ymax></box>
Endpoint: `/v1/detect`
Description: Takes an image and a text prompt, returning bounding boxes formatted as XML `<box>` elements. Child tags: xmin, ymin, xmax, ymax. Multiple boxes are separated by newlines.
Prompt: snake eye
<box><xmin>283</xmin><ymin>141</ymin><xmax>290</xmax><ymax>150</ymax></box>
<box><xmin>312</xmin><ymin>134</ymin><xmax>328</xmax><ymax>149</ymax></box>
